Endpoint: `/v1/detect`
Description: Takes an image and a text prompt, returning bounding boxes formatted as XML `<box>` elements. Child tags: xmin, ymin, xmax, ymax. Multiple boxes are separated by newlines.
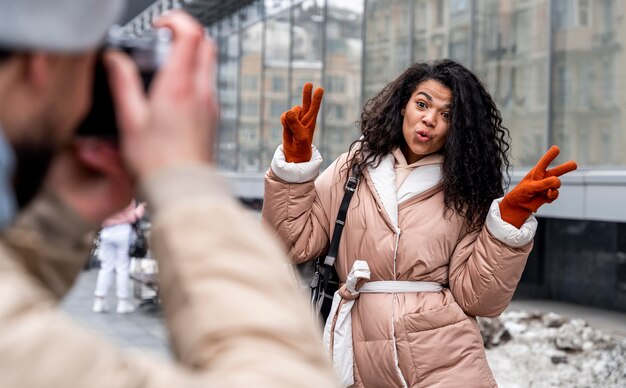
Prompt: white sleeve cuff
<box><xmin>485</xmin><ymin>198</ymin><xmax>538</xmax><ymax>248</ymax></box>
<box><xmin>270</xmin><ymin>144</ymin><xmax>323</xmax><ymax>183</ymax></box>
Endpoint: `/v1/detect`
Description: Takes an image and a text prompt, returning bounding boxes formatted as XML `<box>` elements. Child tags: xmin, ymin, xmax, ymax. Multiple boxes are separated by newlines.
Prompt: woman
<box><xmin>93</xmin><ymin>199</ymin><xmax>145</xmax><ymax>314</ymax></box>
<box><xmin>262</xmin><ymin>60</ymin><xmax>576</xmax><ymax>387</ymax></box>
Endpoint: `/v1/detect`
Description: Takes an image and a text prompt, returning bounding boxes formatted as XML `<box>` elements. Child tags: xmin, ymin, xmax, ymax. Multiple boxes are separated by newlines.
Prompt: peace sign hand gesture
<box><xmin>281</xmin><ymin>82</ymin><xmax>324</xmax><ymax>163</ymax></box>
<box><xmin>500</xmin><ymin>146</ymin><xmax>578</xmax><ymax>228</ymax></box>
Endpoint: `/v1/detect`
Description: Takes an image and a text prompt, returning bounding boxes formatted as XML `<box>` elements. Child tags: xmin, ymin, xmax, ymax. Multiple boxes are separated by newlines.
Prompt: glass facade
<box><xmin>363</xmin><ymin>0</ymin><xmax>411</xmax><ymax>101</ymax></box>
<box><xmin>474</xmin><ymin>0</ymin><xmax>551</xmax><ymax>166</ymax></box>
<box><xmin>323</xmin><ymin>0</ymin><xmax>363</xmax><ymax>160</ymax></box>
<box><xmin>551</xmin><ymin>0</ymin><xmax>626</xmax><ymax>166</ymax></box>
<box><xmin>211</xmin><ymin>0</ymin><xmax>626</xmax><ymax>172</ymax></box>
<box><xmin>238</xmin><ymin>21</ymin><xmax>264</xmax><ymax>172</ymax></box>
<box><xmin>211</xmin><ymin>0</ymin><xmax>363</xmax><ymax>171</ymax></box>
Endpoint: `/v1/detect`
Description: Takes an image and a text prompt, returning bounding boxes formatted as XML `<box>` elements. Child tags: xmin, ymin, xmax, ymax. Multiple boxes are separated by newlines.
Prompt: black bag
<box><xmin>129</xmin><ymin>222</ymin><xmax>148</xmax><ymax>258</ymax></box>
<box><xmin>310</xmin><ymin>165</ymin><xmax>360</xmax><ymax>322</ymax></box>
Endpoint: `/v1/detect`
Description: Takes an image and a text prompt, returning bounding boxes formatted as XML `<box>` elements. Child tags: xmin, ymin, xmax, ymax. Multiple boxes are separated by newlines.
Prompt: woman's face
<box><xmin>401</xmin><ymin>79</ymin><xmax>452</xmax><ymax>164</ymax></box>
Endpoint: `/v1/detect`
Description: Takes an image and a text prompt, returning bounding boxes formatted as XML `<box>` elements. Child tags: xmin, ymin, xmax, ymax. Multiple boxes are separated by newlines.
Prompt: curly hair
<box><xmin>347</xmin><ymin>59</ymin><xmax>511</xmax><ymax>231</ymax></box>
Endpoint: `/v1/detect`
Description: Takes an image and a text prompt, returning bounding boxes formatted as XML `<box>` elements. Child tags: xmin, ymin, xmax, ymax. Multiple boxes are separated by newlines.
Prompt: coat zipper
<box><xmin>390</xmin><ymin>227</ymin><xmax>408</xmax><ymax>387</ymax></box>
<box><xmin>393</xmin><ymin>228</ymin><xmax>401</xmax><ymax>280</ymax></box>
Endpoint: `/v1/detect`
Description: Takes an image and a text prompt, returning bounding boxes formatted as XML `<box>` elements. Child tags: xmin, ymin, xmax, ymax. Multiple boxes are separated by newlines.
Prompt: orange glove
<box><xmin>281</xmin><ymin>82</ymin><xmax>324</xmax><ymax>163</ymax></box>
<box><xmin>500</xmin><ymin>146</ymin><xmax>577</xmax><ymax>228</ymax></box>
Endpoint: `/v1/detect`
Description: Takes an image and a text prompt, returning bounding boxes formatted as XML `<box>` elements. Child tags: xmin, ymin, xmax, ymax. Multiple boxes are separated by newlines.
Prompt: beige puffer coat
<box><xmin>0</xmin><ymin>166</ymin><xmax>340</xmax><ymax>388</ymax></box>
<box><xmin>263</xmin><ymin>148</ymin><xmax>535</xmax><ymax>388</ymax></box>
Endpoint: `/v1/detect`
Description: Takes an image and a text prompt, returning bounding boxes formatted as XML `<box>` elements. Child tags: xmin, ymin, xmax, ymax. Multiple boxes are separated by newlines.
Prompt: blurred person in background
<box><xmin>0</xmin><ymin>1</ymin><xmax>339</xmax><ymax>386</ymax></box>
<box><xmin>93</xmin><ymin>199</ymin><xmax>145</xmax><ymax>314</ymax></box>
<box><xmin>263</xmin><ymin>61</ymin><xmax>577</xmax><ymax>387</ymax></box>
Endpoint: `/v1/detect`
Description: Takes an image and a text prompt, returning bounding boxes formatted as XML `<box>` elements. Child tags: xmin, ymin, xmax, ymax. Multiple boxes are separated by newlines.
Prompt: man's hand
<box><xmin>105</xmin><ymin>11</ymin><xmax>218</xmax><ymax>178</ymax></box>
<box><xmin>500</xmin><ymin>146</ymin><xmax>577</xmax><ymax>228</ymax></box>
<box><xmin>50</xmin><ymin>11</ymin><xmax>216</xmax><ymax>227</ymax></box>
<box><xmin>45</xmin><ymin>138</ymin><xmax>134</xmax><ymax>226</ymax></box>
<box><xmin>282</xmin><ymin>82</ymin><xmax>324</xmax><ymax>163</ymax></box>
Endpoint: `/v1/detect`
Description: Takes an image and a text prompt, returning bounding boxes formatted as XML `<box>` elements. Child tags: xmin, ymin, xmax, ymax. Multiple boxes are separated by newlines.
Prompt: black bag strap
<box><xmin>323</xmin><ymin>164</ymin><xmax>360</xmax><ymax>267</ymax></box>
<box><xmin>317</xmin><ymin>164</ymin><xmax>361</xmax><ymax>294</ymax></box>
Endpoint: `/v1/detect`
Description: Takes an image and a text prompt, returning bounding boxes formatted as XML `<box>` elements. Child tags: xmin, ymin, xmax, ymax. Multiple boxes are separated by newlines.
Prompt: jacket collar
<box><xmin>365</xmin><ymin>151</ymin><xmax>443</xmax><ymax>228</ymax></box>
<box><xmin>391</xmin><ymin>148</ymin><xmax>443</xmax><ymax>168</ymax></box>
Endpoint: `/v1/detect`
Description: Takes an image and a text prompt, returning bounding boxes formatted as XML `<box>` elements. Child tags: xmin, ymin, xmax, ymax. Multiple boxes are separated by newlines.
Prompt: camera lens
<box><xmin>75</xmin><ymin>54</ymin><xmax>118</xmax><ymax>139</ymax></box>
<box><xmin>75</xmin><ymin>27</ymin><xmax>171</xmax><ymax>139</ymax></box>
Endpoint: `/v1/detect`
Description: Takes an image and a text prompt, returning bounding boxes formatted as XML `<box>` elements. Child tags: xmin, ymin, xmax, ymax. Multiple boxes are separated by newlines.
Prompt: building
<box><xmin>126</xmin><ymin>0</ymin><xmax>626</xmax><ymax>312</ymax></box>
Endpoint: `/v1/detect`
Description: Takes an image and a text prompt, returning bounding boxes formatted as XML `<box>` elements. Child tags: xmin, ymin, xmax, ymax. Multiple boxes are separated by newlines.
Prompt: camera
<box><xmin>75</xmin><ymin>26</ymin><xmax>171</xmax><ymax>139</ymax></box>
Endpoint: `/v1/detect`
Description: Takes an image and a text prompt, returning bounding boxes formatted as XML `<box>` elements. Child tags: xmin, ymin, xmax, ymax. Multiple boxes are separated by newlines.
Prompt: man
<box><xmin>0</xmin><ymin>1</ymin><xmax>339</xmax><ymax>387</ymax></box>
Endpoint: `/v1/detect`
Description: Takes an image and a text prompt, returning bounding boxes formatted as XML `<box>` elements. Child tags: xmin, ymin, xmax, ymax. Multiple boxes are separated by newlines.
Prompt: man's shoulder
<box><xmin>0</xmin><ymin>240</ymin><xmax>24</xmax><ymax>271</ymax></box>
<box><xmin>0</xmin><ymin>241</ymin><xmax>51</xmax><ymax>309</ymax></box>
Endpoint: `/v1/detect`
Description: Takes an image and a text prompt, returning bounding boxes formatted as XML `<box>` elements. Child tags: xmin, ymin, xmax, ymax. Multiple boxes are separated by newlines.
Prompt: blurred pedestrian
<box><xmin>263</xmin><ymin>60</ymin><xmax>578</xmax><ymax>387</ymax></box>
<box><xmin>0</xmin><ymin>1</ymin><xmax>340</xmax><ymax>386</ymax></box>
<box><xmin>93</xmin><ymin>199</ymin><xmax>145</xmax><ymax>313</ymax></box>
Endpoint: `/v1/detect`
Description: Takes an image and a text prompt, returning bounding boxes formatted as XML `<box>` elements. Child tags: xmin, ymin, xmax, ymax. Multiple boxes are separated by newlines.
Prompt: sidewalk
<box><xmin>60</xmin><ymin>268</ymin><xmax>170</xmax><ymax>358</ymax></box>
<box><xmin>507</xmin><ymin>298</ymin><xmax>626</xmax><ymax>339</ymax></box>
<box><xmin>61</xmin><ymin>268</ymin><xmax>626</xmax><ymax>355</ymax></box>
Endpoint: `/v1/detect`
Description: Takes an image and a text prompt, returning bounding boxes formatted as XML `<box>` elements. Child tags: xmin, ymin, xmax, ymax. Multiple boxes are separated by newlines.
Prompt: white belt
<box><xmin>323</xmin><ymin>261</ymin><xmax>444</xmax><ymax>387</ymax></box>
<box><xmin>359</xmin><ymin>280</ymin><xmax>443</xmax><ymax>293</ymax></box>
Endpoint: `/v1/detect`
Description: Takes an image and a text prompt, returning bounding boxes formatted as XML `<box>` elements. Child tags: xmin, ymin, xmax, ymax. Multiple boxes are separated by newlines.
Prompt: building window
<box><xmin>242</xmin><ymin>75</ymin><xmax>258</xmax><ymax>91</ymax></box>
<box><xmin>578</xmin><ymin>0</ymin><xmax>590</xmax><ymax>27</ymax></box>
<box><xmin>602</xmin><ymin>129</ymin><xmax>612</xmax><ymax>163</ymax></box>
<box><xmin>555</xmin><ymin>0</ymin><xmax>592</xmax><ymax>30</ymax></box>
<box><xmin>484</xmin><ymin>11</ymin><xmax>500</xmax><ymax>53</ymax></box>
<box><xmin>327</xmin><ymin>76</ymin><xmax>346</xmax><ymax>94</ymax></box>
<box><xmin>270</xmin><ymin>101</ymin><xmax>286</xmax><ymax>117</ymax></box>
<box><xmin>327</xmin><ymin>103</ymin><xmax>345</xmax><ymax>120</ymax></box>
<box><xmin>556</xmin><ymin>65</ymin><xmax>569</xmax><ymax>107</ymax></box>
<box><xmin>435</xmin><ymin>0</ymin><xmax>444</xmax><ymax>27</ymax></box>
<box><xmin>603</xmin><ymin>60</ymin><xmax>614</xmax><ymax>100</ymax></box>
<box><xmin>240</xmin><ymin>127</ymin><xmax>258</xmax><ymax>142</ymax></box>
<box><xmin>579</xmin><ymin>64</ymin><xmax>592</xmax><ymax>107</ymax></box>
<box><xmin>272</xmin><ymin>76</ymin><xmax>285</xmax><ymax>92</ymax></box>
<box><xmin>241</xmin><ymin>101</ymin><xmax>259</xmax><ymax>117</ymax></box>
<box><xmin>514</xmin><ymin>9</ymin><xmax>532</xmax><ymax>53</ymax></box>
<box><xmin>334</xmin><ymin>105</ymin><xmax>345</xmax><ymax>120</ymax></box>
<box><xmin>449</xmin><ymin>28</ymin><xmax>469</xmax><ymax>63</ymax></box>
<box><xmin>415</xmin><ymin>0</ymin><xmax>427</xmax><ymax>31</ymax></box>
<box><xmin>450</xmin><ymin>0</ymin><xmax>469</xmax><ymax>14</ymax></box>
<box><xmin>602</xmin><ymin>0</ymin><xmax>614</xmax><ymax>34</ymax></box>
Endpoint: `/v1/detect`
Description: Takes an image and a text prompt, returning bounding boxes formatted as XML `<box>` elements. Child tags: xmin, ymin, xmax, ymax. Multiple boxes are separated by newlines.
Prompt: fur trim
<box><xmin>270</xmin><ymin>145</ymin><xmax>323</xmax><ymax>183</ymax></box>
<box><xmin>486</xmin><ymin>198</ymin><xmax>537</xmax><ymax>247</ymax></box>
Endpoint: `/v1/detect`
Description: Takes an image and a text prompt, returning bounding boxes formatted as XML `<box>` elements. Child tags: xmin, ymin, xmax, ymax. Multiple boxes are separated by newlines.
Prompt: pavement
<box><xmin>60</xmin><ymin>267</ymin><xmax>626</xmax><ymax>354</ymax></box>
<box><xmin>60</xmin><ymin>268</ymin><xmax>170</xmax><ymax>358</ymax></box>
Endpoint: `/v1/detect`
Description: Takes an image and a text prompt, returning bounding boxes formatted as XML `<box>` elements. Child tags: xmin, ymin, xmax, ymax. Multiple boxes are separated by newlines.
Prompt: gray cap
<box><xmin>0</xmin><ymin>0</ymin><xmax>126</xmax><ymax>52</ymax></box>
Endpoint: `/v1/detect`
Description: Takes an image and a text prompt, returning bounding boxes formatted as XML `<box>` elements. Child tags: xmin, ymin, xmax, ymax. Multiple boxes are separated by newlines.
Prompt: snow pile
<box><xmin>480</xmin><ymin>311</ymin><xmax>626</xmax><ymax>388</ymax></box>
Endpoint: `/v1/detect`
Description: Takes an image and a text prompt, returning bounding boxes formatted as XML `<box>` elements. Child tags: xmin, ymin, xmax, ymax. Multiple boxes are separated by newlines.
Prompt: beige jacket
<box><xmin>263</xmin><ymin>146</ymin><xmax>537</xmax><ymax>388</ymax></box>
<box><xmin>0</xmin><ymin>165</ymin><xmax>340</xmax><ymax>388</ymax></box>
